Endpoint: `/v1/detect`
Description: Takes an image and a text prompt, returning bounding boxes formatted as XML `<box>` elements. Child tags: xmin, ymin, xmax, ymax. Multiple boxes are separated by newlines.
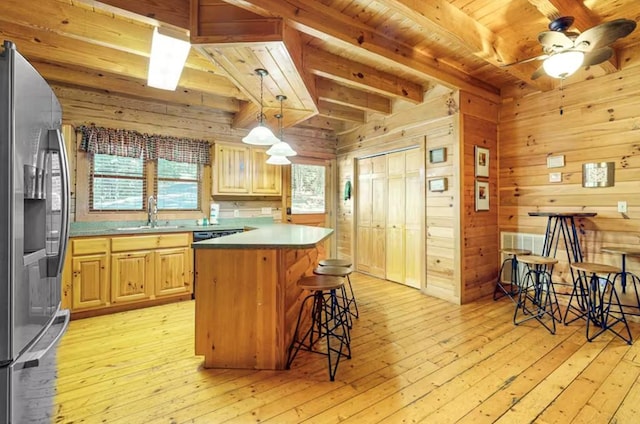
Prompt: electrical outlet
<box><xmin>233</xmin><ymin>209</ymin><xmax>240</xmax><ymax>217</ymax></box>
<box><xmin>549</xmin><ymin>172</ymin><xmax>562</xmax><ymax>183</ymax></box>
<box><xmin>618</xmin><ymin>201</ymin><xmax>628</xmax><ymax>213</ymax></box>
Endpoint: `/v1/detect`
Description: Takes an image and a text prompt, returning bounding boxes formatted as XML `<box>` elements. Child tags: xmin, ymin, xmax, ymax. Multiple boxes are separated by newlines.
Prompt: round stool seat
<box><xmin>571</xmin><ymin>262</ymin><xmax>621</xmax><ymax>274</ymax></box>
<box><xmin>501</xmin><ymin>248</ymin><xmax>531</xmax><ymax>256</ymax></box>
<box><xmin>319</xmin><ymin>258</ymin><xmax>352</xmax><ymax>267</ymax></box>
<box><xmin>297</xmin><ymin>275</ymin><xmax>344</xmax><ymax>291</ymax></box>
<box><xmin>314</xmin><ymin>265</ymin><xmax>352</xmax><ymax>277</ymax></box>
<box><xmin>518</xmin><ymin>255</ymin><xmax>558</xmax><ymax>266</ymax></box>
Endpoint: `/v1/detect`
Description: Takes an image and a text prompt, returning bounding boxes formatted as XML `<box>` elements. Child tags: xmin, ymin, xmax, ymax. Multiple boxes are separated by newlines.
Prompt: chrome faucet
<box><xmin>147</xmin><ymin>195</ymin><xmax>158</xmax><ymax>227</ymax></box>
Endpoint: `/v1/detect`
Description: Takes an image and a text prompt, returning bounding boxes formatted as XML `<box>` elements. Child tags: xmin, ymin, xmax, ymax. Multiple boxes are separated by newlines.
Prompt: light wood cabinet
<box><xmin>111</xmin><ymin>250</ymin><xmax>154</xmax><ymax>303</ymax></box>
<box><xmin>213</xmin><ymin>142</ymin><xmax>281</xmax><ymax>196</ymax></box>
<box><xmin>154</xmin><ymin>247</ymin><xmax>191</xmax><ymax>297</ymax></box>
<box><xmin>70</xmin><ymin>238</ymin><xmax>110</xmax><ymax>310</ymax></box>
<box><xmin>64</xmin><ymin>232</ymin><xmax>193</xmax><ymax>316</ymax></box>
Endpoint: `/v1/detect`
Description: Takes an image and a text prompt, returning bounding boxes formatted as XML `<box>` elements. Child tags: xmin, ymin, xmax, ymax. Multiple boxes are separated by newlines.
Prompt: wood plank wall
<box><xmin>337</xmin><ymin>86</ymin><xmax>464</xmax><ymax>302</ymax></box>
<box><xmin>52</xmin><ymin>84</ymin><xmax>336</xmax><ymax>222</ymax></box>
<box><xmin>499</xmin><ymin>62</ymin><xmax>640</xmax><ymax>284</ymax></box>
<box><xmin>460</xmin><ymin>92</ymin><xmax>499</xmax><ymax>303</ymax></box>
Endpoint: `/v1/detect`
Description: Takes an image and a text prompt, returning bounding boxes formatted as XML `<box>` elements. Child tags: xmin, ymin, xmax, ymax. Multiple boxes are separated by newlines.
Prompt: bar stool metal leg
<box><xmin>286</xmin><ymin>277</ymin><xmax>352</xmax><ymax>381</ymax></box>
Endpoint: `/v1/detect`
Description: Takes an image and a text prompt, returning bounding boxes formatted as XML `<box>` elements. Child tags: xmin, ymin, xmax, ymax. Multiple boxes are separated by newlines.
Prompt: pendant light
<box><xmin>242</xmin><ymin>69</ymin><xmax>280</xmax><ymax>145</ymax></box>
<box><xmin>266</xmin><ymin>154</ymin><xmax>291</xmax><ymax>165</ymax></box>
<box><xmin>266</xmin><ymin>95</ymin><xmax>297</xmax><ymax>157</ymax></box>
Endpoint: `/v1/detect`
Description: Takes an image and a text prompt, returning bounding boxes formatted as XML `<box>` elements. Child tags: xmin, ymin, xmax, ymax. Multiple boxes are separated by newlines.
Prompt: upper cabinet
<box><xmin>213</xmin><ymin>142</ymin><xmax>282</xmax><ymax>196</ymax></box>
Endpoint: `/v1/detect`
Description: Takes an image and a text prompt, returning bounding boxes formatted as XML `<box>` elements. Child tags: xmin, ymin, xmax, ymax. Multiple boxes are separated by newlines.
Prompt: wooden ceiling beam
<box><xmin>74</xmin><ymin>0</ymin><xmax>190</xmax><ymax>29</ymax></box>
<box><xmin>0</xmin><ymin>20</ymin><xmax>243</xmax><ymax>99</ymax></box>
<box><xmin>315</xmin><ymin>77</ymin><xmax>392</xmax><ymax>115</ymax></box>
<box><xmin>0</xmin><ymin>0</ymin><xmax>220</xmax><ymax>74</ymax></box>
<box><xmin>527</xmin><ymin>0</ymin><xmax>618</xmax><ymax>72</ymax></box>
<box><xmin>378</xmin><ymin>0</ymin><xmax>553</xmax><ymax>92</ymax></box>
<box><xmin>305</xmin><ymin>47</ymin><xmax>423</xmax><ymax>104</ymax></box>
<box><xmin>317</xmin><ymin>100</ymin><xmax>366</xmax><ymax>123</ymax></box>
<box><xmin>32</xmin><ymin>60</ymin><xmax>240</xmax><ymax>113</ymax></box>
<box><xmin>220</xmin><ymin>0</ymin><xmax>500</xmax><ymax>101</ymax></box>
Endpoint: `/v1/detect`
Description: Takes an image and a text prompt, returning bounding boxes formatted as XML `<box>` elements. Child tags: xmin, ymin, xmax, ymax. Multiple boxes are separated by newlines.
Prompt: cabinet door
<box><xmin>251</xmin><ymin>148</ymin><xmax>282</xmax><ymax>195</ymax></box>
<box><xmin>154</xmin><ymin>247</ymin><xmax>192</xmax><ymax>297</ymax></box>
<box><xmin>215</xmin><ymin>144</ymin><xmax>250</xmax><ymax>194</ymax></box>
<box><xmin>72</xmin><ymin>254</ymin><xmax>109</xmax><ymax>310</ymax></box>
<box><xmin>111</xmin><ymin>251</ymin><xmax>154</xmax><ymax>303</ymax></box>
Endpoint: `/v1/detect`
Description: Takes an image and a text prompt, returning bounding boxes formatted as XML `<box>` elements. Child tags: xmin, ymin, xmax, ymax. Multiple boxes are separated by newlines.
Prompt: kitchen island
<box><xmin>192</xmin><ymin>223</ymin><xmax>333</xmax><ymax>370</ymax></box>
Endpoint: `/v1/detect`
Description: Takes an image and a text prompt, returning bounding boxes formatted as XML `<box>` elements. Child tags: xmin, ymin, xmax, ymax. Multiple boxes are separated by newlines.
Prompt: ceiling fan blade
<box><xmin>582</xmin><ymin>47</ymin><xmax>614</xmax><ymax>67</ymax></box>
<box><xmin>538</xmin><ymin>31</ymin><xmax>574</xmax><ymax>51</ymax></box>
<box><xmin>574</xmin><ymin>19</ymin><xmax>637</xmax><ymax>51</ymax></box>
<box><xmin>531</xmin><ymin>65</ymin><xmax>546</xmax><ymax>80</ymax></box>
<box><xmin>501</xmin><ymin>54</ymin><xmax>548</xmax><ymax>67</ymax></box>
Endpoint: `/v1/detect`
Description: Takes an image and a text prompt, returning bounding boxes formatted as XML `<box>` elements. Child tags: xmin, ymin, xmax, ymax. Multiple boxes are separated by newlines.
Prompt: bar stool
<box><xmin>286</xmin><ymin>275</ymin><xmax>351</xmax><ymax>381</ymax></box>
<box><xmin>315</xmin><ymin>262</ymin><xmax>358</xmax><ymax>321</ymax></box>
<box><xmin>513</xmin><ymin>255</ymin><xmax>562</xmax><ymax>334</ymax></box>
<box><xmin>494</xmin><ymin>248</ymin><xmax>532</xmax><ymax>302</ymax></box>
<box><xmin>602</xmin><ymin>246</ymin><xmax>640</xmax><ymax>316</ymax></box>
<box><xmin>566</xmin><ymin>262</ymin><xmax>632</xmax><ymax>344</ymax></box>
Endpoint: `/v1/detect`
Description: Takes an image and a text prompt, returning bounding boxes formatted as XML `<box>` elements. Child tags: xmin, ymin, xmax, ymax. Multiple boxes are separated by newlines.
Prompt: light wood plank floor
<box><xmin>54</xmin><ymin>273</ymin><xmax>640</xmax><ymax>423</ymax></box>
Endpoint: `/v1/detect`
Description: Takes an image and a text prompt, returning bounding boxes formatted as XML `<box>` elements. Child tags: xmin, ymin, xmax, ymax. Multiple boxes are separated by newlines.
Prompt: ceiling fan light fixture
<box><xmin>147</xmin><ymin>27</ymin><xmax>191</xmax><ymax>91</ymax></box>
<box><xmin>543</xmin><ymin>51</ymin><xmax>585</xmax><ymax>79</ymax></box>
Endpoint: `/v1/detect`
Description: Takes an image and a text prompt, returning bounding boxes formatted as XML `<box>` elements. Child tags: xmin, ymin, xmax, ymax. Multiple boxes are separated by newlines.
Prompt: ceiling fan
<box><xmin>503</xmin><ymin>16</ymin><xmax>637</xmax><ymax>80</ymax></box>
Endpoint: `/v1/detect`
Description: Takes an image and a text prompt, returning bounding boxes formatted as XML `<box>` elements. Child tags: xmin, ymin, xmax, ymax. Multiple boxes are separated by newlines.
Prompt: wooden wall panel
<box><xmin>460</xmin><ymin>92</ymin><xmax>499</xmax><ymax>303</ymax></box>
<box><xmin>498</xmin><ymin>64</ymin><xmax>640</xmax><ymax>284</ymax></box>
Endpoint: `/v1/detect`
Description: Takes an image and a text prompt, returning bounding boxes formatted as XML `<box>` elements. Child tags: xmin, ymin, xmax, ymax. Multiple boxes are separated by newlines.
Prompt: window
<box><xmin>90</xmin><ymin>154</ymin><xmax>144</xmax><ymax>211</ymax></box>
<box><xmin>156</xmin><ymin>158</ymin><xmax>200</xmax><ymax>210</ymax></box>
<box><xmin>291</xmin><ymin>163</ymin><xmax>326</xmax><ymax>214</ymax></box>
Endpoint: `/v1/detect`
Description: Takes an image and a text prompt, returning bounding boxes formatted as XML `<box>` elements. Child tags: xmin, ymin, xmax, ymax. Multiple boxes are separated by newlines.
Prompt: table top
<box><xmin>191</xmin><ymin>223</ymin><xmax>333</xmax><ymax>249</ymax></box>
<box><xmin>528</xmin><ymin>212</ymin><xmax>597</xmax><ymax>218</ymax></box>
<box><xmin>601</xmin><ymin>246</ymin><xmax>640</xmax><ymax>256</ymax></box>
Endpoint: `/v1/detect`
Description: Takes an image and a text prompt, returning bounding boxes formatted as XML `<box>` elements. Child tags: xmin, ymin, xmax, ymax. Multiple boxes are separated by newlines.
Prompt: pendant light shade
<box><xmin>542</xmin><ymin>51</ymin><xmax>584</xmax><ymax>79</ymax></box>
<box><xmin>266</xmin><ymin>155</ymin><xmax>291</xmax><ymax>165</ymax></box>
<box><xmin>266</xmin><ymin>94</ymin><xmax>297</xmax><ymax>159</ymax></box>
<box><xmin>242</xmin><ymin>69</ymin><xmax>279</xmax><ymax>145</ymax></box>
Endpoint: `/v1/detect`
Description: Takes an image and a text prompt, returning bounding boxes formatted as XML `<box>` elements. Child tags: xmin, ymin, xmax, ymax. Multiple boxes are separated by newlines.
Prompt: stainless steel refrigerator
<box><xmin>0</xmin><ymin>40</ymin><xmax>71</xmax><ymax>423</ymax></box>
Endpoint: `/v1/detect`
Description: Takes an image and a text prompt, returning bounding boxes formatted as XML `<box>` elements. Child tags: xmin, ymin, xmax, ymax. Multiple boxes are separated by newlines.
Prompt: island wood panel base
<box><xmin>194</xmin><ymin>246</ymin><xmax>321</xmax><ymax>370</ymax></box>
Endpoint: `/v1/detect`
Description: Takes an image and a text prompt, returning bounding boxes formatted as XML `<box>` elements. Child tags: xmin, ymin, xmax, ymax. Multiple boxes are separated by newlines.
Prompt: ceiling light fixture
<box><xmin>266</xmin><ymin>95</ymin><xmax>297</xmax><ymax>158</ymax></box>
<box><xmin>266</xmin><ymin>154</ymin><xmax>291</xmax><ymax>165</ymax></box>
<box><xmin>242</xmin><ymin>69</ymin><xmax>280</xmax><ymax>146</ymax></box>
<box><xmin>542</xmin><ymin>51</ymin><xmax>585</xmax><ymax>79</ymax></box>
<box><xmin>147</xmin><ymin>27</ymin><xmax>191</xmax><ymax>91</ymax></box>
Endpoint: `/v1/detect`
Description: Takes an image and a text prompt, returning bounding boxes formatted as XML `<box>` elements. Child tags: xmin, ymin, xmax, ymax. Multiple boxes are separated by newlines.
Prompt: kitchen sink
<box><xmin>115</xmin><ymin>225</ymin><xmax>180</xmax><ymax>231</ymax></box>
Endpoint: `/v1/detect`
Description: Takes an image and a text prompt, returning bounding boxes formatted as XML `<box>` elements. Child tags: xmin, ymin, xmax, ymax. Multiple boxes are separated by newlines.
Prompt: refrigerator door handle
<box><xmin>13</xmin><ymin>308</ymin><xmax>70</xmax><ymax>371</ymax></box>
<box><xmin>48</xmin><ymin>128</ymin><xmax>71</xmax><ymax>276</ymax></box>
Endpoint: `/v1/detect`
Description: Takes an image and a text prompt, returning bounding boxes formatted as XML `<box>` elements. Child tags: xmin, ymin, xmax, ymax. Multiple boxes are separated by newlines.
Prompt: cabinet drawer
<box><xmin>111</xmin><ymin>233</ymin><xmax>190</xmax><ymax>252</ymax></box>
<box><xmin>72</xmin><ymin>238</ymin><xmax>110</xmax><ymax>255</ymax></box>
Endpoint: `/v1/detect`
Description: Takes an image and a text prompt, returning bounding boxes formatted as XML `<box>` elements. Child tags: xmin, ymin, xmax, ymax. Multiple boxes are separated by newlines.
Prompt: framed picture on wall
<box><xmin>475</xmin><ymin>146</ymin><xmax>489</xmax><ymax>177</ymax></box>
<box><xmin>475</xmin><ymin>180</ymin><xmax>489</xmax><ymax>211</ymax></box>
<box><xmin>428</xmin><ymin>177</ymin><xmax>448</xmax><ymax>192</ymax></box>
<box><xmin>429</xmin><ymin>147</ymin><xmax>447</xmax><ymax>164</ymax></box>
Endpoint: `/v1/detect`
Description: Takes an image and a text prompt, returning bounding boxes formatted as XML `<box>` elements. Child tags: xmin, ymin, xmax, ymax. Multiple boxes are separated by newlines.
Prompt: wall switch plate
<box><xmin>547</xmin><ymin>155</ymin><xmax>565</xmax><ymax>168</ymax></box>
<box><xmin>233</xmin><ymin>209</ymin><xmax>240</xmax><ymax>217</ymax></box>
<box><xmin>261</xmin><ymin>207</ymin><xmax>272</xmax><ymax>215</ymax></box>
<box><xmin>618</xmin><ymin>201</ymin><xmax>628</xmax><ymax>213</ymax></box>
<box><xmin>549</xmin><ymin>172</ymin><xmax>562</xmax><ymax>183</ymax></box>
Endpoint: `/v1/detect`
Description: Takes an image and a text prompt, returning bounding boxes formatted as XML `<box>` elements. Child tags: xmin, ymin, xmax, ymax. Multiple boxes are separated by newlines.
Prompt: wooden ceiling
<box><xmin>1</xmin><ymin>0</ymin><xmax>639</xmax><ymax>137</ymax></box>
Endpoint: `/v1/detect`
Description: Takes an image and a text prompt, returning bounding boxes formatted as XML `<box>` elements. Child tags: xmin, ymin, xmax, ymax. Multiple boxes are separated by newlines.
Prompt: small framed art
<box><xmin>475</xmin><ymin>146</ymin><xmax>489</xmax><ymax>178</ymax></box>
<box><xmin>429</xmin><ymin>147</ymin><xmax>447</xmax><ymax>164</ymax></box>
<box><xmin>475</xmin><ymin>180</ymin><xmax>489</xmax><ymax>211</ymax></box>
<box><xmin>428</xmin><ymin>177</ymin><xmax>447</xmax><ymax>192</ymax></box>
